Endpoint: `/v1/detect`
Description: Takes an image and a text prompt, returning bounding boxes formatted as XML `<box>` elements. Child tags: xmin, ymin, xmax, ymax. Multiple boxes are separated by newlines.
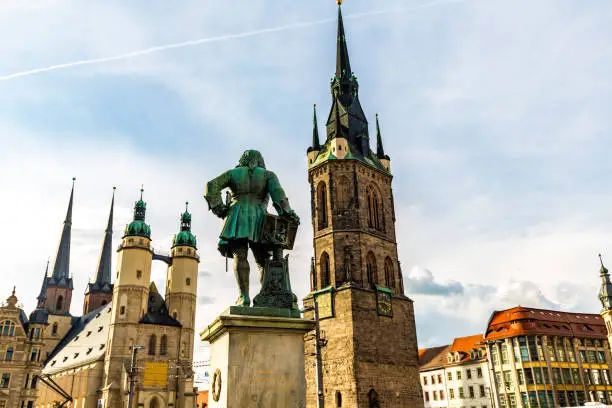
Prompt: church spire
<box><xmin>599</xmin><ymin>254</ymin><xmax>612</xmax><ymax>311</ymax></box>
<box><xmin>51</xmin><ymin>178</ymin><xmax>75</xmax><ymax>282</ymax></box>
<box><xmin>308</xmin><ymin>104</ymin><xmax>321</xmax><ymax>153</ymax></box>
<box><xmin>335</xmin><ymin>1</ymin><xmax>351</xmax><ymax>84</ymax></box>
<box><xmin>376</xmin><ymin>113</ymin><xmax>389</xmax><ymax>160</ymax></box>
<box><xmin>36</xmin><ymin>259</ymin><xmax>50</xmax><ymax>307</ymax></box>
<box><xmin>124</xmin><ymin>186</ymin><xmax>151</xmax><ymax>238</ymax></box>
<box><xmin>94</xmin><ymin>187</ymin><xmax>115</xmax><ymax>285</ymax></box>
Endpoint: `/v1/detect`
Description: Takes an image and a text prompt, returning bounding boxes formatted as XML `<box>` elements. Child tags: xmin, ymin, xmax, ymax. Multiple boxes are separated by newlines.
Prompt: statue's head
<box><xmin>237</xmin><ymin>150</ymin><xmax>266</xmax><ymax>170</ymax></box>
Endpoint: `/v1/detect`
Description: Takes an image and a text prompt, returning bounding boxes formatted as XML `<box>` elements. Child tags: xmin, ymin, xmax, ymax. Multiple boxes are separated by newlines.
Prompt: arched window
<box><xmin>5</xmin><ymin>348</ymin><xmax>13</xmax><ymax>361</ymax></box>
<box><xmin>366</xmin><ymin>252</ymin><xmax>377</xmax><ymax>287</ymax></box>
<box><xmin>336</xmin><ymin>391</ymin><xmax>343</xmax><ymax>407</ymax></box>
<box><xmin>52</xmin><ymin>323</ymin><xmax>58</xmax><ymax>336</ymax></box>
<box><xmin>366</xmin><ymin>185</ymin><xmax>383</xmax><ymax>231</ymax></box>
<box><xmin>310</xmin><ymin>258</ymin><xmax>317</xmax><ymax>292</ymax></box>
<box><xmin>150</xmin><ymin>397</ymin><xmax>159</xmax><ymax>408</ymax></box>
<box><xmin>320</xmin><ymin>252</ymin><xmax>330</xmax><ymax>288</ymax></box>
<box><xmin>368</xmin><ymin>389</ymin><xmax>380</xmax><ymax>408</ymax></box>
<box><xmin>148</xmin><ymin>335</ymin><xmax>157</xmax><ymax>356</ymax></box>
<box><xmin>384</xmin><ymin>257</ymin><xmax>395</xmax><ymax>289</ymax></box>
<box><xmin>0</xmin><ymin>321</ymin><xmax>15</xmax><ymax>337</ymax></box>
<box><xmin>336</xmin><ymin>176</ymin><xmax>350</xmax><ymax>211</ymax></box>
<box><xmin>56</xmin><ymin>296</ymin><xmax>64</xmax><ymax>312</ymax></box>
<box><xmin>160</xmin><ymin>335</ymin><xmax>168</xmax><ymax>356</ymax></box>
<box><xmin>317</xmin><ymin>181</ymin><xmax>328</xmax><ymax>230</ymax></box>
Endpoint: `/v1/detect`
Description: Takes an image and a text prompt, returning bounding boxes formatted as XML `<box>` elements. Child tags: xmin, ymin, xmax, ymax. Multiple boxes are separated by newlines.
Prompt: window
<box><xmin>136</xmin><ymin>270</ymin><xmax>142</xmax><ymax>279</ymax></box>
<box><xmin>433</xmin><ymin>391</ymin><xmax>438</xmax><ymax>401</ymax></box>
<box><xmin>440</xmin><ymin>390</ymin><xmax>445</xmax><ymax>400</ymax></box>
<box><xmin>160</xmin><ymin>335</ymin><xmax>168</xmax><ymax>356</ymax></box>
<box><xmin>320</xmin><ymin>252</ymin><xmax>330</xmax><ymax>288</ymax></box>
<box><xmin>424</xmin><ymin>391</ymin><xmax>429</xmax><ymax>402</ymax></box>
<box><xmin>384</xmin><ymin>257</ymin><xmax>395</xmax><ymax>289</ymax></box>
<box><xmin>457</xmin><ymin>370</ymin><xmax>462</xmax><ymax>380</ymax></box>
<box><xmin>467</xmin><ymin>369</ymin><xmax>472</xmax><ymax>379</ymax></box>
<box><xmin>477</xmin><ymin>367</ymin><xmax>483</xmax><ymax>378</ymax></box>
<box><xmin>366</xmin><ymin>185</ymin><xmax>383</xmax><ymax>231</ymax></box>
<box><xmin>431</xmin><ymin>375</ymin><xmax>435</xmax><ymax>384</ymax></box>
<box><xmin>148</xmin><ymin>335</ymin><xmax>157</xmax><ymax>356</ymax></box>
<box><xmin>517</xmin><ymin>337</ymin><xmax>529</xmax><ymax>362</ymax></box>
<box><xmin>4</xmin><ymin>348</ymin><xmax>12</xmax><ymax>361</ymax></box>
<box><xmin>335</xmin><ymin>391</ymin><xmax>342</xmax><ymax>407</ymax></box>
<box><xmin>335</xmin><ymin>176</ymin><xmax>350</xmax><ymax>211</ymax></box>
<box><xmin>52</xmin><ymin>322</ymin><xmax>58</xmax><ymax>336</ymax></box>
<box><xmin>317</xmin><ymin>182</ymin><xmax>328</xmax><ymax>230</ymax></box>
<box><xmin>480</xmin><ymin>385</ymin><xmax>485</xmax><ymax>397</ymax></box>
<box><xmin>503</xmin><ymin>370</ymin><xmax>513</xmax><ymax>388</ymax></box>
<box><xmin>56</xmin><ymin>295</ymin><xmax>63</xmax><ymax>311</ymax></box>
<box><xmin>448</xmin><ymin>372</ymin><xmax>452</xmax><ymax>381</ymax></box>
<box><xmin>459</xmin><ymin>387</ymin><xmax>464</xmax><ymax>398</ymax></box>
<box><xmin>30</xmin><ymin>349</ymin><xmax>38</xmax><ymax>362</ymax></box>
<box><xmin>0</xmin><ymin>321</ymin><xmax>15</xmax><ymax>337</ymax></box>
<box><xmin>34</xmin><ymin>328</ymin><xmax>40</xmax><ymax>339</ymax></box>
<box><xmin>469</xmin><ymin>386</ymin><xmax>474</xmax><ymax>398</ymax></box>
<box><xmin>437</xmin><ymin>374</ymin><xmax>442</xmax><ymax>383</ymax></box>
<box><xmin>366</xmin><ymin>252</ymin><xmax>377</xmax><ymax>287</ymax></box>
<box><xmin>449</xmin><ymin>388</ymin><xmax>455</xmax><ymax>399</ymax></box>
<box><xmin>0</xmin><ymin>401</ymin><xmax>5</xmax><ymax>408</ymax></box>
<box><xmin>186</xmin><ymin>278</ymin><xmax>191</xmax><ymax>286</ymax></box>
<box><xmin>0</xmin><ymin>374</ymin><xmax>9</xmax><ymax>388</ymax></box>
<box><xmin>501</xmin><ymin>343</ymin><xmax>509</xmax><ymax>364</ymax></box>
<box><xmin>423</xmin><ymin>376</ymin><xmax>428</xmax><ymax>385</ymax></box>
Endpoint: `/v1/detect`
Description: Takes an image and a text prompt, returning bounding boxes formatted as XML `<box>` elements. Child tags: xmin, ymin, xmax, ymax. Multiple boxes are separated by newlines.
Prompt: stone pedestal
<box><xmin>200</xmin><ymin>308</ymin><xmax>315</xmax><ymax>408</ymax></box>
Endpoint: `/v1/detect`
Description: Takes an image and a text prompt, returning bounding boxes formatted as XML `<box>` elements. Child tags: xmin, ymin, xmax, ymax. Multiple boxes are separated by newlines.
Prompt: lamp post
<box><xmin>127</xmin><ymin>345</ymin><xmax>144</xmax><ymax>408</ymax></box>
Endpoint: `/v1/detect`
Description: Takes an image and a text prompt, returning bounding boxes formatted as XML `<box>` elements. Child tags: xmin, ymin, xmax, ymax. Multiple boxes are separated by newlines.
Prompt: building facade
<box><xmin>420</xmin><ymin>336</ymin><xmax>495</xmax><ymax>408</ymax></box>
<box><xmin>0</xmin><ymin>288</ymin><xmax>46</xmax><ymax>408</ymax></box>
<box><xmin>484</xmin><ymin>306</ymin><xmax>612</xmax><ymax>407</ymax></box>
<box><xmin>20</xmin><ymin>183</ymin><xmax>200</xmax><ymax>408</ymax></box>
<box><xmin>302</xmin><ymin>3</ymin><xmax>422</xmax><ymax>407</ymax></box>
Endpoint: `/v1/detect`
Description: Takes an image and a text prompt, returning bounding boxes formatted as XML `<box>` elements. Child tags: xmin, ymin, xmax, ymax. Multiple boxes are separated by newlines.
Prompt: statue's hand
<box><xmin>211</xmin><ymin>204</ymin><xmax>228</xmax><ymax>219</ymax></box>
<box><xmin>285</xmin><ymin>209</ymin><xmax>300</xmax><ymax>225</ymax></box>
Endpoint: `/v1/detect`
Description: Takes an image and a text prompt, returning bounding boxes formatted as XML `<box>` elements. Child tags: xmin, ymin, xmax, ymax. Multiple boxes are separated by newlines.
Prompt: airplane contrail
<box><xmin>0</xmin><ymin>0</ymin><xmax>463</xmax><ymax>82</ymax></box>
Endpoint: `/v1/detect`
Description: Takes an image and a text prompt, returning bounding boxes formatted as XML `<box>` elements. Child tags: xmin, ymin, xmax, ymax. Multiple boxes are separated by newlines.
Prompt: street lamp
<box><xmin>127</xmin><ymin>345</ymin><xmax>145</xmax><ymax>408</ymax></box>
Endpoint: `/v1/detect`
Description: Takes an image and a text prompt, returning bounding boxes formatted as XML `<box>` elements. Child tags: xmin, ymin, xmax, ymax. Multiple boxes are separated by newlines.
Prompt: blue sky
<box><xmin>1</xmin><ymin>0</ymin><xmax>611</xmax><ymax>381</ymax></box>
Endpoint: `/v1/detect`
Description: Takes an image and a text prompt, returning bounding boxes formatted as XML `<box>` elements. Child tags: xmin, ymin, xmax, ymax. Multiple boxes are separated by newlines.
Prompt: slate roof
<box><xmin>140</xmin><ymin>282</ymin><xmax>181</xmax><ymax>327</ymax></box>
<box><xmin>43</xmin><ymin>303</ymin><xmax>112</xmax><ymax>375</ymax></box>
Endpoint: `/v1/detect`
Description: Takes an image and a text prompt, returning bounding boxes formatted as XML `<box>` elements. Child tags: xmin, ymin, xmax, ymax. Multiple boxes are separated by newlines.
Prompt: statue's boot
<box><xmin>233</xmin><ymin>246</ymin><xmax>250</xmax><ymax>307</ymax></box>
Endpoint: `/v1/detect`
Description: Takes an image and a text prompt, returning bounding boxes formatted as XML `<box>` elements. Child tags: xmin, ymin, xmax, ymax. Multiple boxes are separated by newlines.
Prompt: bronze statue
<box><xmin>204</xmin><ymin>150</ymin><xmax>299</xmax><ymax>308</ymax></box>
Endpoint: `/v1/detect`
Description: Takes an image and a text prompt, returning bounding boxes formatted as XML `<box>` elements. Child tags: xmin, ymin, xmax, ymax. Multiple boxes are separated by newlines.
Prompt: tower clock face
<box><xmin>376</xmin><ymin>290</ymin><xmax>392</xmax><ymax>317</ymax></box>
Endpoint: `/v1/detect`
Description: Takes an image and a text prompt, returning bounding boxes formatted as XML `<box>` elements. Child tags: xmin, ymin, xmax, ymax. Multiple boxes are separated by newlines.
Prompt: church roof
<box><xmin>44</xmin><ymin>303</ymin><xmax>112</xmax><ymax>375</ymax></box>
<box><xmin>418</xmin><ymin>345</ymin><xmax>451</xmax><ymax>371</ymax></box>
<box><xmin>140</xmin><ymin>282</ymin><xmax>181</xmax><ymax>327</ymax></box>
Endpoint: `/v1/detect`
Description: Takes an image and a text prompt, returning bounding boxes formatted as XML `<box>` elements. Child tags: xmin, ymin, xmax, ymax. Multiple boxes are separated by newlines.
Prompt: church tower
<box><xmin>165</xmin><ymin>202</ymin><xmax>199</xmax><ymax>398</ymax></box>
<box><xmin>303</xmin><ymin>3</ymin><xmax>423</xmax><ymax>407</ymax></box>
<box><xmin>103</xmin><ymin>188</ymin><xmax>153</xmax><ymax>402</ymax></box>
<box><xmin>83</xmin><ymin>187</ymin><xmax>115</xmax><ymax>314</ymax></box>
<box><xmin>598</xmin><ymin>254</ymin><xmax>612</xmax><ymax>348</ymax></box>
<box><xmin>40</xmin><ymin>179</ymin><xmax>75</xmax><ymax>316</ymax></box>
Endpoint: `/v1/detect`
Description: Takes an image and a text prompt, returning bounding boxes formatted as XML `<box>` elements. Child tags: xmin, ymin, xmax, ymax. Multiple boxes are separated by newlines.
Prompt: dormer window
<box><xmin>447</xmin><ymin>355</ymin><xmax>452</xmax><ymax>363</ymax></box>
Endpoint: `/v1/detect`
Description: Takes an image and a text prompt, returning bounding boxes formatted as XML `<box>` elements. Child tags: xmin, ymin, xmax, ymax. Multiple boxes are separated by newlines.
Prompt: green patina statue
<box><xmin>204</xmin><ymin>150</ymin><xmax>300</xmax><ymax>309</ymax></box>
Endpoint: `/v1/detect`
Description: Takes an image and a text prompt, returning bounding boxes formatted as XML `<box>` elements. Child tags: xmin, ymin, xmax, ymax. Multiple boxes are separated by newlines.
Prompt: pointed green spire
<box><xmin>51</xmin><ymin>178</ymin><xmax>75</xmax><ymax>283</ymax></box>
<box><xmin>124</xmin><ymin>186</ymin><xmax>151</xmax><ymax>238</ymax></box>
<box><xmin>173</xmin><ymin>201</ymin><xmax>197</xmax><ymax>249</ymax></box>
<box><xmin>335</xmin><ymin>2</ymin><xmax>351</xmax><ymax>82</ymax></box>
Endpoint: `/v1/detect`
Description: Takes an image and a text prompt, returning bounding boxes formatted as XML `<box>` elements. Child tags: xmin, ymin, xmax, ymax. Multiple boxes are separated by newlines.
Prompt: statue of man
<box><xmin>204</xmin><ymin>150</ymin><xmax>299</xmax><ymax>307</ymax></box>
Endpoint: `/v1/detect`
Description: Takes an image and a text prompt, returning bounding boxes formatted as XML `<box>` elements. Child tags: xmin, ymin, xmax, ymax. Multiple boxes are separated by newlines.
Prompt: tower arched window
<box><xmin>384</xmin><ymin>257</ymin><xmax>395</xmax><ymax>289</ymax></box>
<box><xmin>148</xmin><ymin>335</ymin><xmax>157</xmax><ymax>356</ymax></box>
<box><xmin>0</xmin><ymin>321</ymin><xmax>15</xmax><ymax>337</ymax></box>
<box><xmin>56</xmin><ymin>296</ymin><xmax>64</xmax><ymax>312</ymax></box>
<box><xmin>320</xmin><ymin>252</ymin><xmax>331</xmax><ymax>288</ymax></box>
<box><xmin>149</xmin><ymin>397</ymin><xmax>159</xmax><ymax>408</ymax></box>
<box><xmin>52</xmin><ymin>323</ymin><xmax>58</xmax><ymax>336</ymax></box>
<box><xmin>160</xmin><ymin>335</ymin><xmax>168</xmax><ymax>356</ymax></box>
<box><xmin>366</xmin><ymin>185</ymin><xmax>383</xmax><ymax>231</ymax></box>
<box><xmin>5</xmin><ymin>348</ymin><xmax>13</xmax><ymax>361</ymax></box>
<box><xmin>366</xmin><ymin>252</ymin><xmax>377</xmax><ymax>287</ymax></box>
<box><xmin>336</xmin><ymin>391</ymin><xmax>343</xmax><ymax>407</ymax></box>
<box><xmin>317</xmin><ymin>181</ymin><xmax>328</xmax><ymax>230</ymax></box>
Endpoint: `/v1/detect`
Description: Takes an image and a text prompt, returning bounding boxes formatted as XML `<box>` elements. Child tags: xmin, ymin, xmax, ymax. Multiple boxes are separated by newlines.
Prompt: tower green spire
<box><xmin>376</xmin><ymin>113</ymin><xmax>389</xmax><ymax>160</ymax></box>
<box><xmin>173</xmin><ymin>201</ymin><xmax>197</xmax><ymax>248</ymax></box>
<box><xmin>124</xmin><ymin>186</ymin><xmax>151</xmax><ymax>238</ymax></box>
<box><xmin>307</xmin><ymin>104</ymin><xmax>321</xmax><ymax>153</ymax></box>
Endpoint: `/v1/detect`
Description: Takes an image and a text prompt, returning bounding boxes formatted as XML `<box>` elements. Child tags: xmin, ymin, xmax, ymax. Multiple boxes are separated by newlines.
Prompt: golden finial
<box><xmin>337</xmin><ymin>0</ymin><xmax>343</xmax><ymax>5</ymax></box>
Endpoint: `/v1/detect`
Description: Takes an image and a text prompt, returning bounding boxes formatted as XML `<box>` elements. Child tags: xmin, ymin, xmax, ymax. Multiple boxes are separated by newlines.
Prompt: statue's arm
<box><xmin>267</xmin><ymin>171</ymin><xmax>299</xmax><ymax>223</ymax></box>
<box><xmin>204</xmin><ymin>171</ymin><xmax>231</xmax><ymax>218</ymax></box>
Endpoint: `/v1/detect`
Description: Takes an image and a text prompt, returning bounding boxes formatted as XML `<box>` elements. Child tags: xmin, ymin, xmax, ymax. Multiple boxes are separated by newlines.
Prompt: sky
<box><xmin>0</xmin><ymin>0</ymin><xmax>611</xmax><ymax>384</ymax></box>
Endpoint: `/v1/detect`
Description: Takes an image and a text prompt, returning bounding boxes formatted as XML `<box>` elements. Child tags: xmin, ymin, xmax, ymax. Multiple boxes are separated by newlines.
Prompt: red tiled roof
<box><xmin>446</xmin><ymin>334</ymin><xmax>486</xmax><ymax>364</ymax></box>
<box><xmin>418</xmin><ymin>345</ymin><xmax>452</xmax><ymax>371</ymax></box>
<box><xmin>484</xmin><ymin>306</ymin><xmax>607</xmax><ymax>341</ymax></box>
